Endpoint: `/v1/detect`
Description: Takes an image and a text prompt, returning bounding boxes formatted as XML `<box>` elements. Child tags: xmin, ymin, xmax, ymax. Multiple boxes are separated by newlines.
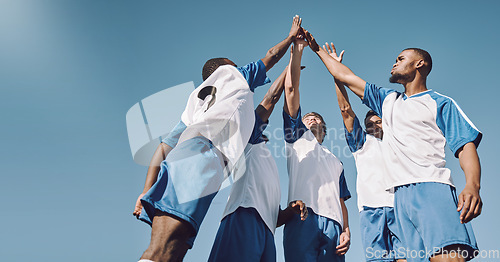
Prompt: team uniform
<box><xmin>208</xmin><ymin>111</ymin><xmax>280</xmax><ymax>262</ymax></box>
<box><xmin>345</xmin><ymin>116</ymin><xmax>404</xmax><ymax>261</ymax></box>
<box><xmin>138</xmin><ymin>61</ymin><xmax>270</xmax><ymax>248</ymax></box>
<box><xmin>362</xmin><ymin>83</ymin><xmax>482</xmax><ymax>261</ymax></box>
<box><xmin>283</xmin><ymin>107</ymin><xmax>351</xmax><ymax>262</ymax></box>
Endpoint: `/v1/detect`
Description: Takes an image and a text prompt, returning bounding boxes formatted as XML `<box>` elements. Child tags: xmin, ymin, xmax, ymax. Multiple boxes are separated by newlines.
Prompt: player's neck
<box><xmin>403</xmin><ymin>77</ymin><xmax>427</xmax><ymax>97</ymax></box>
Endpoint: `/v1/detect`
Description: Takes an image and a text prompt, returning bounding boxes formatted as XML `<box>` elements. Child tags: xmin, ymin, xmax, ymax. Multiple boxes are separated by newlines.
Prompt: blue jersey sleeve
<box><xmin>432</xmin><ymin>93</ymin><xmax>482</xmax><ymax>157</ymax></box>
<box><xmin>237</xmin><ymin>60</ymin><xmax>271</xmax><ymax>92</ymax></box>
<box><xmin>362</xmin><ymin>82</ymin><xmax>397</xmax><ymax>117</ymax></box>
<box><xmin>283</xmin><ymin>107</ymin><xmax>308</xmax><ymax>143</ymax></box>
<box><xmin>161</xmin><ymin>120</ymin><xmax>187</xmax><ymax>148</ymax></box>
<box><xmin>339</xmin><ymin>170</ymin><xmax>351</xmax><ymax>201</ymax></box>
<box><xmin>248</xmin><ymin>111</ymin><xmax>269</xmax><ymax>144</ymax></box>
<box><xmin>344</xmin><ymin>115</ymin><xmax>366</xmax><ymax>153</ymax></box>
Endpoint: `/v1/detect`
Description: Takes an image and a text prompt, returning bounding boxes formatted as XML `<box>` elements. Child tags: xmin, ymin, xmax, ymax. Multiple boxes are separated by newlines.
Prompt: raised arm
<box><xmin>304</xmin><ymin>30</ymin><xmax>366</xmax><ymax>99</ymax></box>
<box><xmin>323</xmin><ymin>43</ymin><xmax>357</xmax><ymax>132</ymax></box>
<box><xmin>283</xmin><ymin>37</ymin><xmax>307</xmax><ymax>118</ymax></box>
<box><xmin>260</xmin><ymin>15</ymin><xmax>303</xmax><ymax>72</ymax></box>
<box><xmin>256</xmin><ymin>65</ymin><xmax>288</xmax><ymax>122</ymax></box>
<box><xmin>456</xmin><ymin>142</ymin><xmax>482</xmax><ymax>224</ymax></box>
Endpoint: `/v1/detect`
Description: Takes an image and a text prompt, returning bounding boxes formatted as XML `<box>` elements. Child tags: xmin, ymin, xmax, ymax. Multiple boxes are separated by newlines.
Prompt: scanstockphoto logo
<box><xmin>126</xmin><ymin>82</ymin><xmax>194</xmax><ymax>166</ymax></box>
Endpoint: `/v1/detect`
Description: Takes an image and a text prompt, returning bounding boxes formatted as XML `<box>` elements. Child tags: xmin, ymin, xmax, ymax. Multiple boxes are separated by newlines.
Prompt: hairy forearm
<box><xmin>142</xmin><ymin>143</ymin><xmax>172</xmax><ymax>193</ymax></box>
<box><xmin>458</xmin><ymin>142</ymin><xmax>481</xmax><ymax>189</ymax></box>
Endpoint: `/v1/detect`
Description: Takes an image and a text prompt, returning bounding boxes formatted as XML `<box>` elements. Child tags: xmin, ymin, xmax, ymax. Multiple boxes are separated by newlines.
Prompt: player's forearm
<box><xmin>283</xmin><ymin>47</ymin><xmax>303</xmax><ymax>118</ymax></box>
<box><xmin>261</xmin><ymin>35</ymin><xmax>294</xmax><ymax>72</ymax></box>
<box><xmin>316</xmin><ymin>49</ymin><xmax>366</xmax><ymax>99</ymax></box>
<box><xmin>334</xmin><ymin>78</ymin><xmax>356</xmax><ymax>132</ymax></box>
<box><xmin>142</xmin><ymin>143</ymin><xmax>172</xmax><ymax>193</ymax></box>
<box><xmin>258</xmin><ymin>66</ymin><xmax>288</xmax><ymax>121</ymax></box>
<box><xmin>341</xmin><ymin>199</ymin><xmax>349</xmax><ymax>231</ymax></box>
<box><xmin>458</xmin><ymin>142</ymin><xmax>481</xmax><ymax>190</ymax></box>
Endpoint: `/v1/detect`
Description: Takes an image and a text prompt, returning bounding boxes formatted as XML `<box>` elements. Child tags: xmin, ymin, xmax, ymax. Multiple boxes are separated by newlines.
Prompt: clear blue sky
<box><xmin>1</xmin><ymin>0</ymin><xmax>499</xmax><ymax>261</ymax></box>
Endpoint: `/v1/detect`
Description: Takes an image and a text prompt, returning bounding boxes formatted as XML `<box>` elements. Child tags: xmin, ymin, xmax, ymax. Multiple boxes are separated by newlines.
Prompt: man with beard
<box><xmin>324</xmin><ymin>42</ymin><xmax>406</xmax><ymax>262</ymax></box>
<box><xmin>282</xmin><ymin>32</ymin><xmax>351</xmax><ymax>262</ymax></box>
<box><xmin>304</xmin><ymin>30</ymin><xmax>482</xmax><ymax>262</ymax></box>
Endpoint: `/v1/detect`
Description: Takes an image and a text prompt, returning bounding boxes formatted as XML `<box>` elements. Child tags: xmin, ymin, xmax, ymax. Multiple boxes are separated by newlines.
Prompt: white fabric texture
<box><xmin>178</xmin><ymin>65</ymin><xmax>255</xmax><ymax>173</ymax></box>
<box><xmin>352</xmin><ymin>134</ymin><xmax>394</xmax><ymax>212</ymax></box>
<box><xmin>286</xmin><ymin>130</ymin><xmax>345</xmax><ymax>228</ymax></box>
<box><xmin>223</xmin><ymin>142</ymin><xmax>281</xmax><ymax>234</ymax></box>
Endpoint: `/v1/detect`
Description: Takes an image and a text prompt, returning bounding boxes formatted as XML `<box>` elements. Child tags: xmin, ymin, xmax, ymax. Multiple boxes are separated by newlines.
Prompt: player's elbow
<box><xmin>266</xmin><ymin>48</ymin><xmax>280</xmax><ymax>63</ymax></box>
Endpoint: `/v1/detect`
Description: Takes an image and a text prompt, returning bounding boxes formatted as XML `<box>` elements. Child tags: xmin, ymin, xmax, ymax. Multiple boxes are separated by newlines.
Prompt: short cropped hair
<box><xmin>303</xmin><ymin>112</ymin><xmax>327</xmax><ymax>136</ymax></box>
<box><xmin>365</xmin><ymin>110</ymin><xmax>379</xmax><ymax>121</ymax></box>
<box><xmin>404</xmin><ymin>48</ymin><xmax>432</xmax><ymax>76</ymax></box>
<box><xmin>202</xmin><ymin>58</ymin><xmax>232</xmax><ymax>81</ymax></box>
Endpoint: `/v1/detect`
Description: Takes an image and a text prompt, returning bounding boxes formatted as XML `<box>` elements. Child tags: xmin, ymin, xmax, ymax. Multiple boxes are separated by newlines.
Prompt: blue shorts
<box><xmin>139</xmin><ymin>136</ymin><xmax>225</xmax><ymax>248</ymax></box>
<box><xmin>283</xmin><ymin>208</ymin><xmax>344</xmax><ymax>262</ymax></box>
<box><xmin>394</xmin><ymin>182</ymin><xmax>478</xmax><ymax>261</ymax></box>
<box><xmin>360</xmin><ymin>207</ymin><xmax>405</xmax><ymax>261</ymax></box>
<box><xmin>208</xmin><ymin>207</ymin><xmax>276</xmax><ymax>262</ymax></box>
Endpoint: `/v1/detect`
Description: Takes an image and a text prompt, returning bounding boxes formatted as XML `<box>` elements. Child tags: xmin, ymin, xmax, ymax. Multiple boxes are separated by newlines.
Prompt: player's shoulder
<box><xmin>427</xmin><ymin>90</ymin><xmax>457</xmax><ymax>108</ymax></box>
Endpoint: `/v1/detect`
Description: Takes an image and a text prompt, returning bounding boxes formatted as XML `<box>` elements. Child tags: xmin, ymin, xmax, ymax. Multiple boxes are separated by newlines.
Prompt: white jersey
<box><xmin>363</xmin><ymin>84</ymin><xmax>482</xmax><ymax>191</ymax></box>
<box><xmin>346</xmin><ymin>117</ymin><xmax>394</xmax><ymax>211</ymax></box>
<box><xmin>178</xmin><ymin>65</ymin><xmax>255</xmax><ymax>172</ymax></box>
<box><xmin>284</xmin><ymin>108</ymin><xmax>350</xmax><ymax>228</ymax></box>
<box><xmin>223</xmin><ymin>141</ymin><xmax>281</xmax><ymax>234</ymax></box>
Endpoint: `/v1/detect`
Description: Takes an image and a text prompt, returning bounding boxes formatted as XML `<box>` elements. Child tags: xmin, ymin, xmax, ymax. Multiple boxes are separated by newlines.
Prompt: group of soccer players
<box><xmin>132</xmin><ymin>15</ymin><xmax>483</xmax><ymax>262</ymax></box>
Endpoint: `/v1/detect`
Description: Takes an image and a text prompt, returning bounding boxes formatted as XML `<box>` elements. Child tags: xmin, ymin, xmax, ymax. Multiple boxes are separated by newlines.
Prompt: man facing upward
<box><xmin>305</xmin><ymin>30</ymin><xmax>482</xmax><ymax>261</ymax></box>
<box><xmin>282</xmin><ymin>32</ymin><xmax>351</xmax><ymax>262</ymax></box>
<box><xmin>325</xmin><ymin>43</ymin><xmax>406</xmax><ymax>262</ymax></box>
<box><xmin>132</xmin><ymin>15</ymin><xmax>304</xmax><ymax>262</ymax></box>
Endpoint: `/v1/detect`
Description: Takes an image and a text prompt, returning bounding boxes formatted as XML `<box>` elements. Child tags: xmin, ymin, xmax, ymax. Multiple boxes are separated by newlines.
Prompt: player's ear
<box><xmin>415</xmin><ymin>59</ymin><xmax>424</xmax><ymax>70</ymax></box>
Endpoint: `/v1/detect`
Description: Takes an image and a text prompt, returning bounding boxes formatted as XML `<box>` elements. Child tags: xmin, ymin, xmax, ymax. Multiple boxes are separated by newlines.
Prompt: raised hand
<box><xmin>288</xmin><ymin>15</ymin><xmax>303</xmax><ymax>39</ymax></box>
<box><xmin>323</xmin><ymin>42</ymin><xmax>344</xmax><ymax>63</ymax></box>
<box><xmin>289</xmin><ymin>200</ymin><xmax>308</xmax><ymax>221</ymax></box>
<box><xmin>303</xmin><ymin>29</ymin><xmax>320</xmax><ymax>52</ymax></box>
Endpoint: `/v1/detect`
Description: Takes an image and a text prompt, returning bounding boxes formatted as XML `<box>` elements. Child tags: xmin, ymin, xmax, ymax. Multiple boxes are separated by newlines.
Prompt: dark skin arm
<box><xmin>456</xmin><ymin>142</ymin><xmax>482</xmax><ymax>223</ymax></box>
<box><xmin>304</xmin><ymin>29</ymin><xmax>366</xmax><ymax>99</ymax></box>
<box><xmin>260</xmin><ymin>15</ymin><xmax>303</xmax><ymax>72</ymax></box>
<box><xmin>277</xmin><ymin>200</ymin><xmax>308</xmax><ymax>228</ymax></box>
<box><xmin>256</xmin><ymin>65</ymin><xmax>288</xmax><ymax>121</ymax></box>
<box><xmin>133</xmin><ymin>142</ymin><xmax>173</xmax><ymax>218</ymax></box>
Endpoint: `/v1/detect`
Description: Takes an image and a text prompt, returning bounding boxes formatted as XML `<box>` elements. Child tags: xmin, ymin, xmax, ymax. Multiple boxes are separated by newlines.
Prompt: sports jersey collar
<box><xmin>402</xmin><ymin>89</ymin><xmax>433</xmax><ymax>100</ymax></box>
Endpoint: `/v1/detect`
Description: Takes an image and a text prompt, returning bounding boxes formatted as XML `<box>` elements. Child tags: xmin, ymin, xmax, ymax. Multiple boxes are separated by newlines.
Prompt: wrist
<box><xmin>465</xmin><ymin>182</ymin><xmax>481</xmax><ymax>191</ymax></box>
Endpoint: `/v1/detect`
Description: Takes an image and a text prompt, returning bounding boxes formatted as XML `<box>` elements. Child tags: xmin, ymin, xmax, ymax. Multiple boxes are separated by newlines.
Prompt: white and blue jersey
<box><xmin>283</xmin><ymin>107</ymin><xmax>350</xmax><ymax>227</ymax></box>
<box><xmin>139</xmin><ymin>60</ymin><xmax>270</xmax><ymax>247</ymax></box>
<box><xmin>222</xmin><ymin>111</ymin><xmax>281</xmax><ymax>234</ymax></box>
<box><xmin>362</xmin><ymin>83</ymin><xmax>482</xmax><ymax>190</ymax></box>
<box><xmin>345</xmin><ymin>116</ymin><xmax>394</xmax><ymax>212</ymax></box>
